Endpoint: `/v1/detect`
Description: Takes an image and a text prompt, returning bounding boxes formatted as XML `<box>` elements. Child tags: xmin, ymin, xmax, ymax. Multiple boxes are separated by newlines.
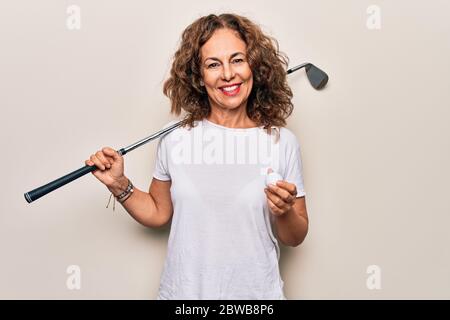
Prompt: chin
<box><xmin>222</xmin><ymin>101</ymin><xmax>245</xmax><ymax>109</ymax></box>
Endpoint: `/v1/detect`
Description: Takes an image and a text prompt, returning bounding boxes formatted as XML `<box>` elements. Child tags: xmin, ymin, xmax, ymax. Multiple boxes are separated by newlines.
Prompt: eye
<box><xmin>232</xmin><ymin>58</ymin><xmax>244</xmax><ymax>64</ymax></box>
<box><xmin>207</xmin><ymin>62</ymin><xmax>220</xmax><ymax>69</ymax></box>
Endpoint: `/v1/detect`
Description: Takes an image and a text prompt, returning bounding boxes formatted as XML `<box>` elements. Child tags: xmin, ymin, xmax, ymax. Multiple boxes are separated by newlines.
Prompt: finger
<box><xmin>276</xmin><ymin>181</ymin><xmax>297</xmax><ymax>196</ymax></box>
<box><xmin>85</xmin><ymin>160</ymin><xmax>100</xmax><ymax>174</ymax></box>
<box><xmin>90</xmin><ymin>154</ymin><xmax>106</xmax><ymax>170</ymax></box>
<box><xmin>101</xmin><ymin>154</ymin><xmax>115</xmax><ymax>165</ymax></box>
<box><xmin>88</xmin><ymin>157</ymin><xmax>113</xmax><ymax>167</ymax></box>
<box><xmin>85</xmin><ymin>159</ymin><xmax>95</xmax><ymax>167</ymax></box>
<box><xmin>95</xmin><ymin>151</ymin><xmax>111</xmax><ymax>168</ymax></box>
<box><xmin>104</xmin><ymin>156</ymin><xmax>114</xmax><ymax>165</ymax></box>
<box><xmin>267</xmin><ymin>183</ymin><xmax>292</xmax><ymax>201</ymax></box>
<box><xmin>102</xmin><ymin>147</ymin><xmax>121</xmax><ymax>161</ymax></box>
<box><xmin>267</xmin><ymin>198</ymin><xmax>282</xmax><ymax>216</ymax></box>
<box><xmin>267</xmin><ymin>184</ymin><xmax>294</xmax><ymax>204</ymax></box>
<box><xmin>265</xmin><ymin>188</ymin><xmax>286</xmax><ymax>209</ymax></box>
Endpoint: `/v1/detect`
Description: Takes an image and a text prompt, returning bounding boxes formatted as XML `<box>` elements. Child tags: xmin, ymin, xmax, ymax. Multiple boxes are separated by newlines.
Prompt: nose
<box><xmin>221</xmin><ymin>62</ymin><xmax>235</xmax><ymax>81</ymax></box>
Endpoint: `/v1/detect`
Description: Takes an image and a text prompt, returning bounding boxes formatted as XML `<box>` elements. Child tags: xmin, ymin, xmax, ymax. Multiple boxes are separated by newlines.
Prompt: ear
<box><xmin>200</xmin><ymin>80</ymin><xmax>204</xmax><ymax>86</ymax></box>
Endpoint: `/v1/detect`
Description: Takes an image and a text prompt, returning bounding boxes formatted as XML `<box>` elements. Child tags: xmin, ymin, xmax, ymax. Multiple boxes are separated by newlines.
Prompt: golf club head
<box><xmin>305</xmin><ymin>64</ymin><xmax>328</xmax><ymax>90</ymax></box>
<box><xmin>286</xmin><ymin>63</ymin><xmax>329</xmax><ymax>90</ymax></box>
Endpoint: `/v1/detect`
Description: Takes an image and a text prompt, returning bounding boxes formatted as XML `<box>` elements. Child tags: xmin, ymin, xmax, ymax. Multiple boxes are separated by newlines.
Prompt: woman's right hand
<box><xmin>85</xmin><ymin>147</ymin><xmax>125</xmax><ymax>189</ymax></box>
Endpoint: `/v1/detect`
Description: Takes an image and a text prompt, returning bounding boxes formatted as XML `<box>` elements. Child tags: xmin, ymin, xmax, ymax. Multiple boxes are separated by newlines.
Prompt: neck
<box><xmin>206</xmin><ymin>107</ymin><xmax>257</xmax><ymax>129</ymax></box>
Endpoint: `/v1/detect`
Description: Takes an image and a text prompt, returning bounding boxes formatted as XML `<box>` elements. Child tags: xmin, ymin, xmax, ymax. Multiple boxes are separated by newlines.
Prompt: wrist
<box><xmin>108</xmin><ymin>176</ymin><xmax>129</xmax><ymax>197</ymax></box>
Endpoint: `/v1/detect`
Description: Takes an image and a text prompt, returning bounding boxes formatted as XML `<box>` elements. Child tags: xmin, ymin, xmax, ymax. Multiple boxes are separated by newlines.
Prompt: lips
<box><xmin>219</xmin><ymin>83</ymin><xmax>242</xmax><ymax>96</ymax></box>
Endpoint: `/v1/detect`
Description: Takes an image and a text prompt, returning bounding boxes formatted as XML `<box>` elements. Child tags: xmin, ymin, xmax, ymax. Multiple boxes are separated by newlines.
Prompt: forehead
<box><xmin>201</xmin><ymin>28</ymin><xmax>247</xmax><ymax>60</ymax></box>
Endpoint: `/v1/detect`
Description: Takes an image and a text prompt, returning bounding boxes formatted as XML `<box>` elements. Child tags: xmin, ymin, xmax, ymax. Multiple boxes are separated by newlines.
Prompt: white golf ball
<box><xmin>265</xmin><ymin>171</ymin><xmax>283</xmax><ymax>186</ymax></box>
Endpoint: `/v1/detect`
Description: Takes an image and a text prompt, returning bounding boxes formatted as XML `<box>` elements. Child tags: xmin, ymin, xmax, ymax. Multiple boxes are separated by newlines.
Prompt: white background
<box><xmin>1</xmin><ymin>0</ymin><xmax>449</xmax><ymax>299</ymax></box>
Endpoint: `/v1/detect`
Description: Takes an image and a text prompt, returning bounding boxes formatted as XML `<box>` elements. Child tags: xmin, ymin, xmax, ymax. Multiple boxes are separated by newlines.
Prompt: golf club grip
<box><xmin>24</xmin><ymin>164</ymin><xmax>98</xmax><ymax>203</ymax></box>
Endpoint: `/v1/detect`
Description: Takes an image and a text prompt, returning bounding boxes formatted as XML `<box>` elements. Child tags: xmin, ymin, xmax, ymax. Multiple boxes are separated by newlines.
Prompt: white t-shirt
<box><xmin>153</xmin><ymin>118</ymin><xmax>306</xmax><ymax>300</ymax></box>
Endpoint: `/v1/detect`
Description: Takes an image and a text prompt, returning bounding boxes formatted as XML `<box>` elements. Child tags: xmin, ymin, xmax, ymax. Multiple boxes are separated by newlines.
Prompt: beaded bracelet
<box><xmin>106</xmin><ymin>179</ymin><xmax>134</xmax><ymax>211</ymax></box>
<box><xmin>116</xmin><ymin>179</ymin><xmax>134</xmax><ymax>201</ymax></box>
<box><xmin>118</xmin><ymin>188</ymin><xmax>133</xmax><ymax>203</ymax></box>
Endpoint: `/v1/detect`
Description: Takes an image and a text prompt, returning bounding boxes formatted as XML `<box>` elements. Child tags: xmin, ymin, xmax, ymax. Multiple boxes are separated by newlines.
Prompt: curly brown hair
<box><xmin>163</xmin><ymin>13</ymin><xmax>294</xmax><ymax>134</ymax></box>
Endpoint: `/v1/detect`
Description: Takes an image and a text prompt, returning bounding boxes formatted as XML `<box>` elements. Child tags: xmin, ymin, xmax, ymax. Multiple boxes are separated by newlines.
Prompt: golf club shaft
<box><xmin>286</xmin><ymin>62</ymin><xmax>309</xmax><ymax>74</ymax></box>
<box><xmin>24</xmin><ymin>121</ymin><xmax>185</xmax><ymax>203</ymax></box>
<box><xmin>24</xmin><ymin>63</ymin><xmax>323</xmax><ymax>203</ymax></box>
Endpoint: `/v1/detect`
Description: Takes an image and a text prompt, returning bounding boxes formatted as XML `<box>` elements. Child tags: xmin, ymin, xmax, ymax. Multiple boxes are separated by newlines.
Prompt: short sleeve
<box><xmin>152</xmin><ymin>135</ymin><xmax>171</xmax><ymax>181</ymax></box>
<box><xmin>283</xmin><ymin>135</ymin><xmax>306</xmax><ymax>198</ymax></box>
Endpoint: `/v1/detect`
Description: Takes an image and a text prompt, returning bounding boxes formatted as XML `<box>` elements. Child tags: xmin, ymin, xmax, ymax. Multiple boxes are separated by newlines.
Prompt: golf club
<box><xmin>24</xmin><ymin>63</ymin><xmax>328</xmax><ymax>203</ymax></box>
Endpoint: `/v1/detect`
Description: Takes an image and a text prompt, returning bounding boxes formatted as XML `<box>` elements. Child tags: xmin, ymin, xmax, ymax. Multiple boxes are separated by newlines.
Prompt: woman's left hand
<box><xmin>264</xmin><ymin>181</ymin><xmax>298</xmax><ymax>216</ymax></box>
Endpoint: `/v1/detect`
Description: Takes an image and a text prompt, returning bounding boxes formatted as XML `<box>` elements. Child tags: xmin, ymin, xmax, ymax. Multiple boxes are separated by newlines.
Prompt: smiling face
<box><xmin>200</xmin><ymin>28</ymin><xmax>253</xmax><ymax>114</ymax></box>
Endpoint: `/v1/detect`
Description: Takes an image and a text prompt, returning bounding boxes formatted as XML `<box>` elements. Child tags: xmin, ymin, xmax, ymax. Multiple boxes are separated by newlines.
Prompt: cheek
<box><xmin>243</xmin><ymin>68</ymin><xmax>253</xmax><ymax>85</ymax></box>
<box><xmin>245</xmin><ymin>75</ymin><xmax>253</xmax><ymax>92</ymax></box>
<box><xmin>203</xmin><ymin>73</ymin><xmax>219</xmax><ymax>89</ymax></box>
<box><xmin>247</xmin><ymin>76</ymin><xmax>253</xmax><ymax>88</ymax></box>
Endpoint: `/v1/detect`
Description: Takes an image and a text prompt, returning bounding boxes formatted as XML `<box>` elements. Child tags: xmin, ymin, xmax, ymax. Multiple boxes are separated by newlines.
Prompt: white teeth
<box><xmin>221</xmin><ymin>85</ymin><xmax>239</xmax><ymax>92</ymax></box>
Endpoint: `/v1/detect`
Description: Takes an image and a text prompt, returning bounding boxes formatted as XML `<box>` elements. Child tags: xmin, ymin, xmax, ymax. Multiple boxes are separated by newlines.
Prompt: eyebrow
<box><xmin>204</xmin><ymin>52</ymin><xmax>245</xmax><ymax>63</ymax></box>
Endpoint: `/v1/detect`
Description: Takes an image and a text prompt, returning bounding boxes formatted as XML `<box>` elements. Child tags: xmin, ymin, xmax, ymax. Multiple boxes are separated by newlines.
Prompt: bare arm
<box><xmin>85</xmin><ymin>147</ymin><xmax>173</xmax><ymax>228</ymax></box>
<box><xmin>274</xmin><ymin>196</ymin><xmax>308</xmax><ymax>247</ymax></box>
<box><xmin>109</xmin><ymin>176</ymin><xmax>173</xmax><ymax>228</ymax></box>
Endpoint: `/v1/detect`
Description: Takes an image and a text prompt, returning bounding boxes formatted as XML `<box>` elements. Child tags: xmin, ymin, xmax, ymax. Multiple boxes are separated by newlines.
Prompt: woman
<box><xmin>85</xmin><ymin>13</ymin><xmax>308</xmax><ymax>299</ymax></box>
